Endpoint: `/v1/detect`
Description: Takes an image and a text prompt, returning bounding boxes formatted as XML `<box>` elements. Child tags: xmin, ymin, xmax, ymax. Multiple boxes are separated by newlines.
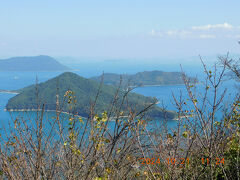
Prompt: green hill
<box><xmin>0</xmin><ymin>55</ymin><xmax>70</xmax><ymax>71</ymax></box>
<box><xmin>91</xmin><ymin>70</ymin><xmax>196</xmax><ymax>86</ymax></box>
<box><xmin>6</xmin><ymin>72</ymin><xmax>176</xmax><ymax>119</ymax></box>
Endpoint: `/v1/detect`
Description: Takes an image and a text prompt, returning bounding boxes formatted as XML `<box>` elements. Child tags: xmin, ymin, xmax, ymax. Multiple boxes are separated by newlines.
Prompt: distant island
<box><xmin>6</xmin><ymin>72</ymin><xmax>176</xmax><ymax>119</ymax></box>
<box><xmin>91</xmin><ymin>70</ymin><xmax>197</xmax><ymax>87</ymax></box>
<box><xmin>0</xmin><ymin>55</ymin><xmax>71</xmax><ymax>71</ymax></box>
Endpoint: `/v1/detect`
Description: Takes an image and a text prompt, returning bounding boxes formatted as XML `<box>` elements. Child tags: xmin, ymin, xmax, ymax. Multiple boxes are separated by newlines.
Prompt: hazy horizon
<box><xmin>1</xmin><ymin>0</ymin><xmax>239</xmax><ymax>59</ymax></box>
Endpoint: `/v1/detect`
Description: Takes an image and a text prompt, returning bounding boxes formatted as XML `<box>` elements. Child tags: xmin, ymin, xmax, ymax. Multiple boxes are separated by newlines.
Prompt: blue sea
<box><xmin>0</xmin><ymin>67</ymin><xmax>238</xmax><ymax>133</ymax></box>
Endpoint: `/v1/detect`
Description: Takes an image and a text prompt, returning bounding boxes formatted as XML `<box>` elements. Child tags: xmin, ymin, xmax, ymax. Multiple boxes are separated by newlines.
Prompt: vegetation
<box><xmin>91</xmin><ymin>70</ymin><xmax>197</xmax><ymax>87</ymax></box>
<box><xmin>0</xmin><ymin>54</ymin><xmax>239</xmax><ymax>179</ymax></box>
<box><xmin>0</xmin><ymin>55</ymin><xmax>70</xmax><ymax>71</ymax></box>
<box><xmin>6</xmin><ymin>72</ymin><xmax>176</xmax><ymax>119</ymax></box>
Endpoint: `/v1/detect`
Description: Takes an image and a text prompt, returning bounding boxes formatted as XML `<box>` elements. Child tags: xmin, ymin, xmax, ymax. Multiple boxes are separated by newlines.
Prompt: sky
<box><xmin>0</xmin><ymin>0</ymin><xmax>240</xmax><ymax>59</ymax></box>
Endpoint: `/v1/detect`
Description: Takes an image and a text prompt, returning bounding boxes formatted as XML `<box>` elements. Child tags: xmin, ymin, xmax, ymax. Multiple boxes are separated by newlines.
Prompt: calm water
<box><xmin>0</xmin><ymin>71</ymin><xmax>238</xmax><ymax>132</ymax></box>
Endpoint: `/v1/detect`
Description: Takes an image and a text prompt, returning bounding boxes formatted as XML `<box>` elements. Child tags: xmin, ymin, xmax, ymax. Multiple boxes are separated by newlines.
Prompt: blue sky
<box><xmin>0</xmin><ymin>0</ymin><xmax>240</xmax><ymax>58</ymax></box>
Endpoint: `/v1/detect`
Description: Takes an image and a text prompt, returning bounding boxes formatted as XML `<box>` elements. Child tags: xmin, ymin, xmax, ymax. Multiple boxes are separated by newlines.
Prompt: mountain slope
<box><xmin>6</xmin><ymin>72</ymin><xmax>176</xmax><ymax>119</ymax></box>
<box><xmin>0</xmin><ymin>55</ymin><xmax>70</xmax><ymax>71</ymax></box>
<box><xmin>91</xmin><ymin>70</ymin><xmax>196</xmax><ymax>86</ymax></box>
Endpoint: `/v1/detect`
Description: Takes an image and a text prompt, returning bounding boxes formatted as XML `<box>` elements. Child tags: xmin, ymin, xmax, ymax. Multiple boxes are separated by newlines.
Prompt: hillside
<box><xmin>0</xmin><ymin>55</ymin><xmax>70</xmax><ymax>71</ymax></box>
<box><xmin>6</xmin><ymin>72</ymin><xmax>176</xmax><ymax>119</ymax></box>
<box><xmin>91</xmin><ymin>70</ymin><xmax>196</xmax><ymax>86</ymax></box>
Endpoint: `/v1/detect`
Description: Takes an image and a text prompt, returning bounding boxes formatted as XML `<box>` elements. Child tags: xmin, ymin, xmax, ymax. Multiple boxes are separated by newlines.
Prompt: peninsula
<box><xmin>6</xmin><ymin>72</ymin><xmax>176</xmax><ymax>119</ymax></box>
<box><xmin>91</xmin><ymin>70</ymin><xmax>197</xmax><ymax>87</ymax></box>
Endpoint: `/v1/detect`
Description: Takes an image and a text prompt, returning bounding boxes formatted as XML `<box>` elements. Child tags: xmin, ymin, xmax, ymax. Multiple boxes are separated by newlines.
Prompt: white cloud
<box><xmin>165</xmin><ymin>30</ymin><xmax>193</xmax><ymax>38</ymax></box>
<box><xmin>166</xmin><ymin>30</ymin><xmax>177</xmax><ymax>37</ymax></box>
<box><xmin>192</xmin><ymin>23</ymin><xmax>233</xmax><ymax>30</ymax></box>
<box><xmin>150</xmin><ymin>29</ymin><xmax>163</xmax><ymax>37</ymax></box>
<box><xmin>199</xmin><ymin>34</ymin><xmax>216</xmax><ymax>39</ymax></box>
<box><xmin>150</xmin><ymin>23</ymin><xmax>240</xmax><ymax>39</ymax></box>
<box><xmin>151</xmin><ymin>29</ymin><xmax>156</xmax><ymax>36</ymax></box>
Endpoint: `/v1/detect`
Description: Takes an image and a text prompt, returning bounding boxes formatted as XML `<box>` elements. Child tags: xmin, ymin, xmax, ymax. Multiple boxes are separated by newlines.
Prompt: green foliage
<box><xmin>182</xmin><ymin>131</ymin><xmax>188</xmax><ymax>138</ymax></box>
<box><xmin>216</xmin><ymin>100</ymin><xmax>240</xmax><ymax>179</ymax></box>
<box><xmin>6</xmin><ymin>72</ymin><xmax>176</xmax><ymax>119</ymax></box>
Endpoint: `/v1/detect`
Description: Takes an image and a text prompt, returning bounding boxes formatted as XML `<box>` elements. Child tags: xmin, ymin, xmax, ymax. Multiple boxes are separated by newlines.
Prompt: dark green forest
<box><xmin>91</xmin><ymin>70</ymin><xmax>197</xmax><ymax>87</ymax></box>
<box><xmin>6</xmin><ymin>72</ymin><xmax>176</xmax><ymax>119</ymax></box>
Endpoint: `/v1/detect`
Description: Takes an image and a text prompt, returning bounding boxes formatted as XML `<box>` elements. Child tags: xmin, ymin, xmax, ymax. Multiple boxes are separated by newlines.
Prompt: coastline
<box><xmin>130</xmin><ymin>82</ymin><xmax>201</xmax><ymax>88</ymax></box>
<box><xmin>0</xmin><ymin>91</ymin><xmax>19</xmax><ymax>95</ymax></box>
<box><xmin>5</xmin><ymin>108</ymin><xmax>69</xmax><ymax>115</ymax></box>
<box><xmin>5</xmin><ymin>108</ymin><xmax>129</xmax><ymax>117</ymax></box>
<box><xmin>5</xmin><ymin>109</ymin><xmax>157</xmax><ymax>121</ymax></box>
<box><xmin>173</xmin><ymin>114</ymin><xmax>196</xmax><ymax>121</ymax></box>
<box><xmin>129</xmin><ymin>84</ymin><xmax>184</xmax><ymax>88</ymax></box>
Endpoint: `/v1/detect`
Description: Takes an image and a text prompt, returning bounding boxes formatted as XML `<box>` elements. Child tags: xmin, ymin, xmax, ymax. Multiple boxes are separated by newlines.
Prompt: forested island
<box><xmin>0</xmin><ymin>55</ymin><xmax>70</xmax><ymax>71</ymax></box>
<box><xmin>6</xmin><ymin>72</ymin><xmax>176</xmax><ymax>119</ymax></box>
<box><xmin>91</xmin><ymin>70</ymin><xmax>197</xmax><ymax>87</ymax></box>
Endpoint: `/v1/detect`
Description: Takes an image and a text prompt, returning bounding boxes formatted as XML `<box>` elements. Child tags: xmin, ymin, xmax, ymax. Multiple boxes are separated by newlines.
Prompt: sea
<box><xmin>0</xmin><ymin>64</ymin><xmax>238</xmax><ymax>135</ymax></box>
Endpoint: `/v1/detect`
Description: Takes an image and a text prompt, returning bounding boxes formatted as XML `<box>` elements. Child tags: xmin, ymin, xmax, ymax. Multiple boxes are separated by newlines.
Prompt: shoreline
<box><xmin>4</xmin><ymin>109</ymin><xmax>128</xmax><ymax>121</ymax></box>
<box><xmin>129</xmin><ymin>84</ymin><xmax>185</xmax><ymax>88</ymax></box>
<box><xmin>131</xmin><ymin>82</ymin><xmax>201</xmax><ymax>88</ymax></box>
<box><xmin>0</xmin><ymin>91</ymin><xmax>19</xmax><ymax>95</ymax></box>
<box><xmin>5</xmin><ymin>108</ymin><xmax>70</xmax><ymax>115</ymax></box>
<box><xmin>5</xmin><ymin>108</ymin><xmax>179</xmax><ymax>121</ymax></box>
<box><xmin>173</xmin><ymin>114</ymin><xmax>196</xmax><ymax>121</ymax></box>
